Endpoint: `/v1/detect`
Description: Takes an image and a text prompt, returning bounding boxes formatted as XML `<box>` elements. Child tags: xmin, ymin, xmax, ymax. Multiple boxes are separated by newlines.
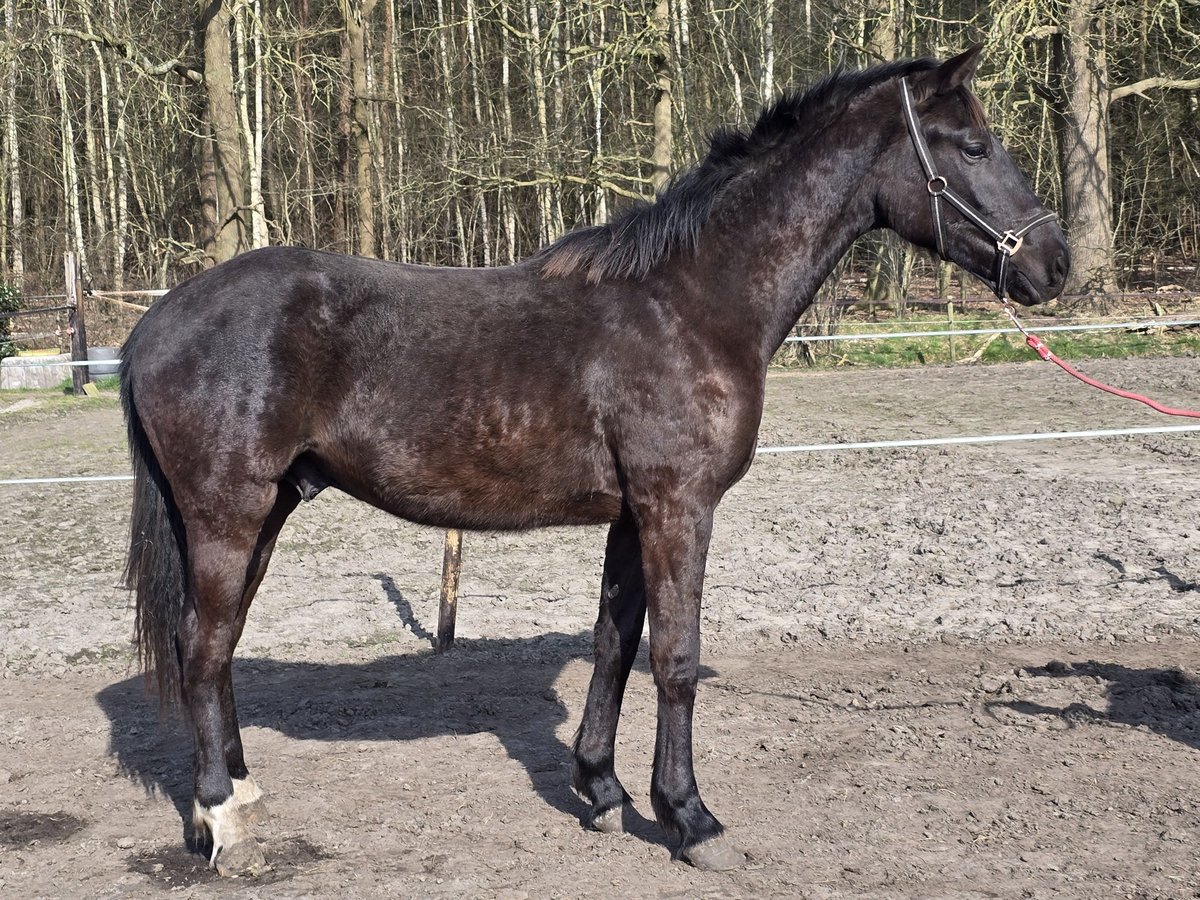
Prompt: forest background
<box><xmin>0</xmin><ymin>0</ymin><xmax>1198</xmax><ymax>314</ymax></box>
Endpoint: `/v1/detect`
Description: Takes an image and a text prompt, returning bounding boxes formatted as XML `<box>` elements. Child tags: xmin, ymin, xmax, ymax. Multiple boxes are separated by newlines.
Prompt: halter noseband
<box><xmin>899</xmin><ymin>77</ymin><xmax>1056</xmax><ymax>301</ymax></box>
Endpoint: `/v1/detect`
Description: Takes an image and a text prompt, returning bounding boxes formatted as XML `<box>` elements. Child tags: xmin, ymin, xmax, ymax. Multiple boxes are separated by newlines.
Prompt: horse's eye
<box><xmin>963</xmin><ymin>143</ymin><xmax>988</xmax><ymax>161</ymax></box>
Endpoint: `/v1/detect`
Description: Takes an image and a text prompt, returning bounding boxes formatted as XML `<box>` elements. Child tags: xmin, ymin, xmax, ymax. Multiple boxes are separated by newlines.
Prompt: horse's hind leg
<box><xmin>572</xmin><ymin>508</ymin><xmax>646</xmax><ymax>832</ymax></box>
<box><xmin>219</xmin><ymin>488</ymin><xmax>300</xmax><ymax>826</ymax></box>
<box><xmin>179</xmin><ymin>483</ymin><xmax>283</xmax><ymax>876</ymax></box>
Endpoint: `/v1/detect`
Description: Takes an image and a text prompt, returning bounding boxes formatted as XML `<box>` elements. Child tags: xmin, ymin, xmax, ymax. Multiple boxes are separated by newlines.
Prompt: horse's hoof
<box><xmin>215</xmin><ymin>838</ymin><xmax>268</xmax><ymax>877</ymax></box>
<box><xmin>589</xmin><ymin>803</ymin><xmax>629</xmax><ymax>834</ymax></box>
<box><xmin>238</xmin><ymin>797</ymin><xmax>270</xmax><ymax>825</ymax></box>
<box><xmin>681</xmin><ymin>835</ymin><xmax>748</xmax><ymax>871</ymax></box>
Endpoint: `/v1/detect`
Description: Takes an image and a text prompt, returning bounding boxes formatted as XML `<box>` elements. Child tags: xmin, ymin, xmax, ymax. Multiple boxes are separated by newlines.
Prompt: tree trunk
<box><xmin>334</xmin><ymin>25</ymin><xmax>351</xmax><ymax>252</ymax></box>
<box><xmin>435</xmin><ymin>0</ymin><xmax>466</xmax><ymax>264</ymax></box>
<box><xmin>200</xmin><ymin>0</ymin><xmax>248</xmax><ymax>266</ymax></box>
<box><xmin>292</xmin><ymin>0</ymin><xmax>317</xmax><ymax>249</ymax></box>
<box><xmin>1052</xmin><ymin>0</ymin><xmax>1118</xmax><ymax>294</ymax></box>
<box><xmin>706</xmin><ymin>0</ymin><xmax>743</xmax><ymax>122</ymax></box>
<box><xmin>88</xmin><ymin>1</ymin><xmax>122</xmax><ymax>288</ymax></box>
<box><xmin>197</xmin><ymin>105</ymin><xmax>219</xmax><ymax>266</ymax></box>
<box><xmin>235</xmin><ymin>0</ymin><xmax>266</xmax><ymax>249</ymax></box>
<box><xmin>866</xmin><ymin>0</ymin><xmax>895</xmax><ymax>61</ymax></box>
<box><xmin>386</xmin><ymin>0</ymin><xmax>409</xmax><ymax>262</ymax></box>
<box><xmin>464</xmin><ymin>0</ymin><xmax>491</xmax><ymax>266</ymax></box>
<box><xmin>650</xmin><ymin>0</ymin><xmax>672</xmax><ymax>193</ymax></box>
<box><xmin>761</xmin><ymin>0</ymin><xmax>775</xmax><ymax>100</ymax></box>
<box><xmin>672</xmin><ymin>0</ymin><xmax>691</xmax><ymax>137</ymax></box>
<box><xmin>81</xmin><ymin>63</ymin><xmax>107</xmax><ymax>282</ymax></box>
<box><xmin>526</xmin><ymin>0</ymin><xmax>552</xmax><ymax>245</ymax></box>
<box><xmin>499</xmin><ymin>0</ymin><xmax>516</xmax><ymax>261</ymax></box>
<box><xmin>4</xmin><ymin>0</ymin><xmax>23</xmax><ymax>282</ymax></box>
<box><xmin>862</xmin><ymin>0</ymin><xmax>903</xmax><ymax>310</ymax></box>
<box><xmin>375</xmin><ymin>0</ymin><xmax>393</xmax><ymax>259</ymax></box>
<box><xmin>588</xmin><ymin>4</ymin><xmax>607</xmax><ymax>225</ymax></box>
<box><xmin>342</xmin><ymin>0</ymin><xmax>378</xmax><ymax>258</ymax></box>
<box><xmin>47</xmin><ymin>0</ymin><xmax>87</xmax><ymax>280</ymax></box>
<box><xmin>105</xmin><ymin>0</ymin><xmax>128</xmax><ymax>288</ymax></box>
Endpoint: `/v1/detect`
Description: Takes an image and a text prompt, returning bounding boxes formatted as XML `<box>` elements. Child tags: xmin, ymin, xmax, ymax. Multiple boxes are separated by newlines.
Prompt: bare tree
<box><xmin>200</xmin><ymin>0</ymin><xmax>249</xmax><ymax>266</ymax></box>
<box><xmin>3</xmin><ymin>0</ymin><xmax>23</xmax><ymax>283</ymax></box>
<box><xmin>650</xmin><ymin>0</ymin><xmax>672</xmax><ymax>192</ymax></box>
<box><xmin>1051</xmin><ymin>0</ymin><xmax>1119</xmax><ymax>294</ymax></box>
<box><xmin>341</xmin><ymin>0</ymin><xmax>377</xmax><ymax>258</ymax></box>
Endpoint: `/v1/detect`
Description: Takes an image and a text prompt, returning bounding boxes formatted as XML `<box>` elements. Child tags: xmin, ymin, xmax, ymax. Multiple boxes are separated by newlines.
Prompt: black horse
<box><xmin>120</xmin><ymin>48</ymin><xmax>1068</xmax><ymax>875</ymax></box>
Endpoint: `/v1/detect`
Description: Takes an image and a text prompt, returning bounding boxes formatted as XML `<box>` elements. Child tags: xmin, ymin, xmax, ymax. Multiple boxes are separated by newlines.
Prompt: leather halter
<box><xmin>899</xmin><ymin>77</ymin><xmax>1056</xmax><ymax>301</ymax></box>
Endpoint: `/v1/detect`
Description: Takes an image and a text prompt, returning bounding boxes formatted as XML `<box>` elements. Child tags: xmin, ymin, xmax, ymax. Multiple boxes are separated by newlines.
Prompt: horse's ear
<box><xmin>934</xmin><ymin>45</ymin><xmax>983</xmax><ymax>93</ymax></box>
<box><xmin>911</xmin><ymin>45</ymin><xmax>983</xmax><ymax>100</ymax></box>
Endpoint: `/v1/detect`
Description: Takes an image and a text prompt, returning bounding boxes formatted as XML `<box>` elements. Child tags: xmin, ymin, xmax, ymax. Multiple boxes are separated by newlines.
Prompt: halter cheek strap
<box><xmin>899</xmin><ymin>77</ymin><xmax>1057</xmax><ymax>301</ymax></box>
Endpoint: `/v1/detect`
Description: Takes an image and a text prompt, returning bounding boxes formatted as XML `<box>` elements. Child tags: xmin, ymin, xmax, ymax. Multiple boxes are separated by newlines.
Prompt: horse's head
<box><xmin>874</xmin><ymin>47</ymin><xmax>1070</xmax><ymax>305</ymax></box>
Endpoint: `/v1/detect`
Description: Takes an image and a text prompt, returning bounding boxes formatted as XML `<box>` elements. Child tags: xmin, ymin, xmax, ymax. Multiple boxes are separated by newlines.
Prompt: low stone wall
<box><xmin>0</xmin><ymin>353</ymin><xmax>71</xmax><ymax>389</ymax></box>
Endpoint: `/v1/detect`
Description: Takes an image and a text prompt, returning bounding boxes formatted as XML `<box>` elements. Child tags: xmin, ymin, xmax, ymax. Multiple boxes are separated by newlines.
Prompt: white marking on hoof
<box><xmin>681</xmin><ymin>834</ymin><xmax>748</xmax><ymax>871</ymax></box>
<box><xmin>214</xmin><ymin>838</ymin><xmax>267</xmax><ymax>877</ymax></box>
<box><xmin>192</xmin><ymin>796</ymin><xmax>265</xmax><ymax>875</ymax></box>
<box><xmin>231</xmin><ymin>774</ymin><xmax>264</xmax><ymax>807</ymax></box>
<box><xmin>231</xmin><ymin>775</ymin><xmax>270</xmax><ymax>824</ymax></box>
<box><xmin>590</xmin><ymin>803</ymin><xmax>629</xmax><ymax>834</ymax></box>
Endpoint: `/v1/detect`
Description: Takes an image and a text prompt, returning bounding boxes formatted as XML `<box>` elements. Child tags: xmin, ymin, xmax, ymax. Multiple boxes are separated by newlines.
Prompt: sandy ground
<box><xmin>1</xmin><ymin>356</ymin><xmax>1199</xmax><ymax>898</ymax></box>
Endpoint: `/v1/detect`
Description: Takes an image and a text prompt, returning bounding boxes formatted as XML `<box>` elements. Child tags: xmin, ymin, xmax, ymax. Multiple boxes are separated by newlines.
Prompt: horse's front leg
<box><xmin>573</xmin><ymin>507</ymin><xmax>647</xmax><ymax>832</ymax></box>
<box><xmin>638</xmin><ymin>500</ymin><xmax>747</xmax><ymax>870</ymax></box>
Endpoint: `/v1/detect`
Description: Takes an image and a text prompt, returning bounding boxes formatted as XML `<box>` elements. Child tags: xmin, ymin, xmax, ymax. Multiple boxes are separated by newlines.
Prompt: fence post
<box><xmin>436</xmin><ymin>528</ymin><xmax>462</xmax><ymax>653</ymax></box>
<box><xmin>64</xmin><ymin>252</ymin><xmax>90</xmax><ymax>395</ymax></box>
<box><xmin>947</xmin><ymin>298</ymin><xmax>956</xmax><ymax>363</ymax></box>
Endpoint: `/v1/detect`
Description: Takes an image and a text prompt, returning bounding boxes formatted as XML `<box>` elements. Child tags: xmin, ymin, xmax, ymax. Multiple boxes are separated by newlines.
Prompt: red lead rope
<box><xmin>1003</xmin><ymin>303</ymin><xmax>1200</xmax><ymax>419</ymax></box>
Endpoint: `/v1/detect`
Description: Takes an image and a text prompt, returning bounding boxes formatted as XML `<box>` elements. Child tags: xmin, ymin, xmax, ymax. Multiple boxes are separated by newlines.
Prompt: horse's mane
<box><xmin>536</xmin><ymin>57</ymin><xmax>980</xmax><ymax>283</ymax></box>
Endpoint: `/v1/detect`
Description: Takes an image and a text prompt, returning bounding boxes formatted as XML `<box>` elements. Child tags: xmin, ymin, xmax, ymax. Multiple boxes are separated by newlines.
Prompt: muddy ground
<box><xmin>1</xmin><ymin>356</ymin><xmax>1198</xmax><ymax>898</ymax></box>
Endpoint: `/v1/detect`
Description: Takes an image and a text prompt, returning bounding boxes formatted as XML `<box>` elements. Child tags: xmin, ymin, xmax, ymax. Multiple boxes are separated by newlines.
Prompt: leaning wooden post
<box><xmin>436</xmin><ymin>528</ymin><xmax>462</xmax><ymax>653</ymax></box>
<box><xmin>64</xmin><ymin>252</ymin><xmax>90</xmax><ymax>395</ymax></box>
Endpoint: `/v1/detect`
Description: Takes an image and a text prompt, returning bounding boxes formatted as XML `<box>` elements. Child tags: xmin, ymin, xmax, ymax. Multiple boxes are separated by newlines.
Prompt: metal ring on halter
<box><xmin>997</xmin><ymin>231</ymin><xmax>1024</xmax><ymax>256</ymax></box>
<box><xmin>927</xmin><ymin>176</ymin><xmax>948</xmax><ymax>196</ymax></box>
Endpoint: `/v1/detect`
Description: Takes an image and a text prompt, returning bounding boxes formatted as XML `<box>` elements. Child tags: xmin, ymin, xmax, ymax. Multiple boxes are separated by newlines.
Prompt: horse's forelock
<box><xmin>959</xmin><ymin>87</ymin><xmax>989</xmax><ymax>131</ymax></box>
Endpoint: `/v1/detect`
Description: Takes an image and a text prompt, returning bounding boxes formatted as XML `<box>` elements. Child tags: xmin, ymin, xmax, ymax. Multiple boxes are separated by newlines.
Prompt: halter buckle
<box><xmin>926</xmin><ymin>176</ymin><xmax>947</xmax><ymax>197</ymax></box>
<box><xmin>997</xmin><ymin>230</ymin><xmax>1024</xmax><ymax>256</ymax></box>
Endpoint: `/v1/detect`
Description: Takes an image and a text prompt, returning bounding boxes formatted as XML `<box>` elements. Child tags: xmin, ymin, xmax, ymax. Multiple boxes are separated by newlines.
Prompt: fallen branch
<box><xmin>958</xmin><ymin>332</ymin><xmax>1003</xmax><ymax>364</ymax></box>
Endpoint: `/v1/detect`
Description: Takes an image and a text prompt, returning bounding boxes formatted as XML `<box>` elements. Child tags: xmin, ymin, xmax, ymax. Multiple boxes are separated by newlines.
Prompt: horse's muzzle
<box><xmin>1006</xmin><ymin>232</ymin><xmax>1070</xmax><ymax>306</ymax></box>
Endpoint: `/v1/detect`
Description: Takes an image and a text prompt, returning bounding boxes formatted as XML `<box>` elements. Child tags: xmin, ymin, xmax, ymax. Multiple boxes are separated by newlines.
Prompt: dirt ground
<box><xmin>1</xmin><ymin>356</ymin><xmax>1199</xmax><ymax>899</ymax></box>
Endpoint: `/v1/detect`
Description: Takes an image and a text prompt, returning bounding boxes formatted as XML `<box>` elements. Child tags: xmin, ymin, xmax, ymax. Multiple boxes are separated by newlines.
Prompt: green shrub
<box><xmin>0</xmin><ymin>281</ymin><xmax>21</xmax><ymax>361</ymax></box>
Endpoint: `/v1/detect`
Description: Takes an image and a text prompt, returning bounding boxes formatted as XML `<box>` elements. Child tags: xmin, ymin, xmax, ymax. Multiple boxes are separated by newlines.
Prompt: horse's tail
<box><xmin>120</xmin><ymin>341</ymin><xmax>186</xmax><ymax>706</ymax></box>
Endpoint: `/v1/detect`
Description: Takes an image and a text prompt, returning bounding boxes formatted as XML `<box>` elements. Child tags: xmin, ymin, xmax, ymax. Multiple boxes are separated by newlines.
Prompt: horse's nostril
<box><xmin>1052</xmin><ymin>250</ymin><xmax>1069</xmax><ymax>281</ymax></box>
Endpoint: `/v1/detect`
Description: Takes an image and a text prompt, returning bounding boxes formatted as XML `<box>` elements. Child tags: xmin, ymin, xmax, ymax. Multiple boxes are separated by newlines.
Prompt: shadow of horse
<box><xmin>96</xmin><ymin>628</ymin><xmax>717</xmax><ymax>851</ymax></box>
<box><xmin>987</xmin><ymin>659</ymin><xmax>1200</xmax><ymax>751</ymax></box>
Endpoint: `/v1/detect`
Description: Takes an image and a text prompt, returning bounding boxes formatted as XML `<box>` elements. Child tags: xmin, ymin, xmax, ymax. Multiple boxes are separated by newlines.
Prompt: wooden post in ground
<box><xmin>947</xmin><ymin>298</ymin><xmax>956</xmax><ymax>363</ymax></box>
<box><xmin>436</xmin><ymin>528</ymin><xmax>462</xmax><ymax>653</ymax></box>
<box><xmin>64</xmin><ymin>252</ymin><xmax>90</xmax><ymax>395</ymax></box>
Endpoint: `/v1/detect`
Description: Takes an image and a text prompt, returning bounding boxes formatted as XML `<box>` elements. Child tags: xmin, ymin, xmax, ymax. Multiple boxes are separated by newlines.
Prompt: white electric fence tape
<box><xmin>3</xmin><ymin>425</ymin><xmax>1198</xmax><ymax>486</ymax></box>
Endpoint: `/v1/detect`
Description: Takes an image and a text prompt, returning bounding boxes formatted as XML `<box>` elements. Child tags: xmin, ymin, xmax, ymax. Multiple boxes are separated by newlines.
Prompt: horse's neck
<box><xmin>695</xmin><ymin>138</ymin><xmax>878</xmax><ymax>366</ymax></box>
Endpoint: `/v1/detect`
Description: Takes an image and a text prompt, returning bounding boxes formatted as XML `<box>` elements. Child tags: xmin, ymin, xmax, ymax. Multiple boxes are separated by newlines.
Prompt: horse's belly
<box><xmin>323</xmin><ymin>442</ymin><xmax>623</xmax><ymax>531</ymax></box>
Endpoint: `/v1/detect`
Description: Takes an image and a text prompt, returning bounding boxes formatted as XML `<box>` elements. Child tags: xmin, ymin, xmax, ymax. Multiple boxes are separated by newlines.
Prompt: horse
<box><xmin>119</xmin><ymin>47</ymin><xmax>1069</xmax><ymax>875</ymax></box>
